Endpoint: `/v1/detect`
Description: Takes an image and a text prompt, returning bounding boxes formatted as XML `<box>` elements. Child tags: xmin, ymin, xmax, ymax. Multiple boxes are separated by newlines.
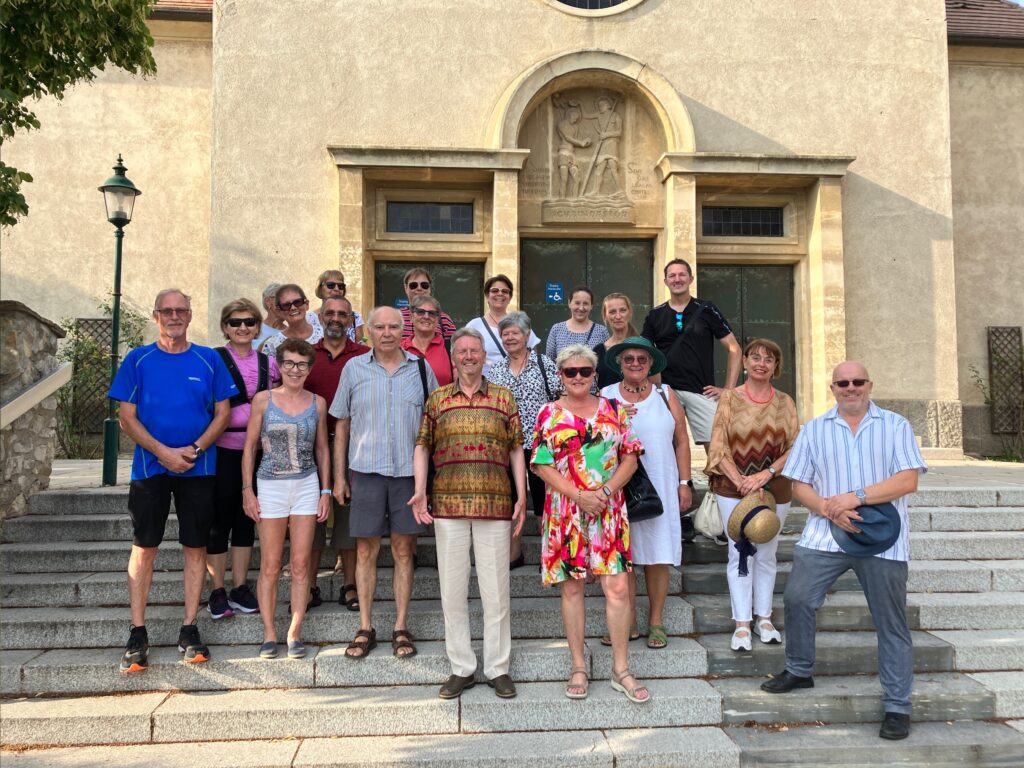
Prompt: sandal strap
<box><xmin>392</xmin><ymin>629</ymin><xmax>414</xmax><ymax>641</ymax></box>
<box><xmin>352</xmin><ymin>628</ymin><xmax>375</xmax><ymax>642</ymax></box>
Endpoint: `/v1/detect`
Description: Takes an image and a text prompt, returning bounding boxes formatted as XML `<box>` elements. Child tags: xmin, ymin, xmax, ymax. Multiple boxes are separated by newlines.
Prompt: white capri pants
<box><xmin>716</xmin><ymin>493</ymin><xmax>790</xmax><ymax>622</ymax></box>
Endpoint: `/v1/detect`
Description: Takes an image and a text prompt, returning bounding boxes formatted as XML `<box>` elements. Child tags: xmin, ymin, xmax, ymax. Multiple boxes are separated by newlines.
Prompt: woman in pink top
<box><xmin>209</xmin><ymin>298</ymin><xmax>280</xmax><ymax>620</ymax></box>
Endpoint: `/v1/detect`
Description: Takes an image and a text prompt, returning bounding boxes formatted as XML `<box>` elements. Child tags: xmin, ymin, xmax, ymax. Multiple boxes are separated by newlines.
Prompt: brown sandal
<box><xmin>345</xmin><ymin>628</ymin><xmax>377</xmax><ymax>659</ymax></box>
<box><xmin>392</xmin><ymin>629</ymin><xmax>417</xmax><ymax>658</ymax></box>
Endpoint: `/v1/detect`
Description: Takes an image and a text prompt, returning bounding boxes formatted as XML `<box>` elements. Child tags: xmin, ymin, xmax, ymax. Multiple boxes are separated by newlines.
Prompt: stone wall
<box><xmin>1</xmin><ymin>301</ymin><xmax>65</xmax><ymax>521</ymax></box>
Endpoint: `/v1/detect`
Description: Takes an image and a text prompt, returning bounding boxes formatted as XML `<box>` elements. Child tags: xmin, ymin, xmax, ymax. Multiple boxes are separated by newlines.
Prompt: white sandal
<box><xmin>755</xmin><ymin>618</ymin><xmax>782</xmax><ymax>645</ymax></box>
<box><xmin>731</xmin><ymin>627</ymin><xmax>752</xmax><ymax>652</ymax></box>
<box><xmin>610</xmin><ymin>668</ymin><xmax>650</xmax><ymax>704</ymax></box>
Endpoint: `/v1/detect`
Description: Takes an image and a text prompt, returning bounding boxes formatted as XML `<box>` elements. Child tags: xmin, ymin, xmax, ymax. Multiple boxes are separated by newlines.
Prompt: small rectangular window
<box><xmin>386</xmin><ymin>201</ymin><xmax>474</xmax><ymax>234</ymax></box>
<box><xmin>702</xmin><ymin>206</ymin><xmax>784</xmax><ymax>237</ymax></box>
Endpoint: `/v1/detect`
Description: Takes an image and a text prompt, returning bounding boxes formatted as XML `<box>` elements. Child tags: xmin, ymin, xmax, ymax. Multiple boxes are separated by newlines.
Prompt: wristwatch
<box><xmin>854</xmin><ymin>488</ymin><xmax>867</xmax><ymax>505</ymax></box>
<box><xmin>679</xmin><ymin>479</ymin><xmax>694</xmax><ymax>488</ymax></box>
<box><xmin>767</xmin><ymin>466</ymin><xmax>777</xmax><ymax>477</ymax></box>
<box><xmin>601</xmin><ymin>485</ymin><xmax>613</xmax><ymax>498</ymax></box>
<box><xmin>191</xmin><ymin>442</ymin><xmax>204</xmax><ymax>458</ymax></box>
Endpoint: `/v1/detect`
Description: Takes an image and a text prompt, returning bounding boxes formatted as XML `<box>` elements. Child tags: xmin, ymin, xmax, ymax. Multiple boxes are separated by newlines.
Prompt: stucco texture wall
<box><xmin>0</xmin><ymin>21</ymin><xmax>213</xmax><ymax>342</ymax></box>
<box><xmin>210</xmin><ymin>0</ymin><xmax>956</xmax><ymax>403</ymax></box>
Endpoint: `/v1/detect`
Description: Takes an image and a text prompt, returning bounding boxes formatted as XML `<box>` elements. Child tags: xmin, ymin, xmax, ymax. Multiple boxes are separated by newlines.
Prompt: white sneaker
<box><xmin>731</xmin><ymin>627</ymin><xmax>752</xmax><ymax>652</ymax></box>
<box><xmin>755</xmin><ymin>619</ymin><xmax>782</xmax><ymax>644</ymax></box>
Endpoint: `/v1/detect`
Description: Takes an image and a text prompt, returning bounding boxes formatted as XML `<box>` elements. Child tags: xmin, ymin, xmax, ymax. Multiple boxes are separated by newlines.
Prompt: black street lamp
<box><xmin>98</xmin><ymin>154</ymin><xmax>141</xmax><ymax>486</ymax></box>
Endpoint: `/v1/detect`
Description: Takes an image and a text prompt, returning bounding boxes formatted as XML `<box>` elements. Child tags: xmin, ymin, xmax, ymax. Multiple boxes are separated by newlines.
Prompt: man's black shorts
<box><xmin>128</xmin><ymin>474</ymin><xmax>217</xmax><ymax>548</ymax></box>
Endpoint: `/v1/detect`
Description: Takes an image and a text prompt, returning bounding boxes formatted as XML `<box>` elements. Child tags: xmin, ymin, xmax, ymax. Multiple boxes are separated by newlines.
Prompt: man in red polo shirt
<box><xmin>303</xmin><ymin>295</ymin><xmax>369</xmax><ymax>611</ymax></box>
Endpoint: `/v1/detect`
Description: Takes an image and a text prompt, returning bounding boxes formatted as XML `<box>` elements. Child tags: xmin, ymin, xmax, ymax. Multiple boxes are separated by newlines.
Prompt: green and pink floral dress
<box><xmin>530</xmin><ymin>397</ymin><xmax>643</xmax><ymax>585</ymax></box>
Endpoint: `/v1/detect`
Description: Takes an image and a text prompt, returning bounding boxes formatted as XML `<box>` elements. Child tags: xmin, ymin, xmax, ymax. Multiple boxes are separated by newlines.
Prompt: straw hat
<box><xmin>727</xmin><ymin>491</ymin><xmax>781</xmax><ymax>544</ymax></box>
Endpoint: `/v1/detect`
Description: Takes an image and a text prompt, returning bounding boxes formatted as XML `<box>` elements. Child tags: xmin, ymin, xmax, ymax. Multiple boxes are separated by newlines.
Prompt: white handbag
<box><xmin>693</xmin><ymin>490</ymin><xmax>723</xmax><ymax>539</ymax></box>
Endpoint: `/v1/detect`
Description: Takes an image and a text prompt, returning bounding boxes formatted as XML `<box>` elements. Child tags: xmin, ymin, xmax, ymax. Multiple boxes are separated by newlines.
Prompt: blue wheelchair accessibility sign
<box><xmin>545</xmin><ymin>283</ymin><xmax>564</xmax><ymax>305</ymax></box>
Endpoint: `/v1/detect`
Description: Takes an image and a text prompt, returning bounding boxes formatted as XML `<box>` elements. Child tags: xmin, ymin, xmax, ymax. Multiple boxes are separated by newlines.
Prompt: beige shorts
<box><xmin>674</xmin><ymin>389</ymin><xmax>718</xmax><ymax>443</ymax></box>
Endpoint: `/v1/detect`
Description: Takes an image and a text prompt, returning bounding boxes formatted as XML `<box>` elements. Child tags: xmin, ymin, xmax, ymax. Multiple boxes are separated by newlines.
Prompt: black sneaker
<box><xmin>207</xmin><ymin>587</ymin><xmax>234</xmax><ymax>620</ymax></box>
<box><xmin>177</xmin><ymin>622</ymin><xmax>210</xmax><ymax>663</ymax></box>
<box><xmin>228</xmin><ymin>583</ymin><xmax>260</xmax><ymax>614</ymax></box>
<box><xmin>120</xmin><ymin>625</ymin><xmax>149</xmax><ymax>674</ymax></box>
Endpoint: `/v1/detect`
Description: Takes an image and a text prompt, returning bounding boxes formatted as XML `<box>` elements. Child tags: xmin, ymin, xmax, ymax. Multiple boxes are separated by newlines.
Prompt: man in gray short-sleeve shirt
<box><xmin>330</xmin><ymin>306</ymin><xmax>438</xmax><ymax>660</ymax></box>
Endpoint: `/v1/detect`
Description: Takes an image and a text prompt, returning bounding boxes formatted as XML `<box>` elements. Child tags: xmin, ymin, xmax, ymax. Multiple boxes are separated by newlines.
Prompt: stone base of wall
<box><xmin>1</xmin><ymin>395</ymin><xmax>58</xmax><ymax>520</ymax></box>
<box><xmin>962</xmin><ymin>403</ymin><xmax>1023</xmax><ymax>458</ymax></box>
<box><xmin>873</xmin><ymin>398</ymin><xmax>963</xmax><ymax>449</ymax></box>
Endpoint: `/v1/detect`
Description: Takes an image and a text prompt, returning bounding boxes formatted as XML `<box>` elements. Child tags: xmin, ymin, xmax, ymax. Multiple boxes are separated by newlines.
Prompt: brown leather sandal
<box><xmin>345</xmin><ymin>628</ymin><xmax>377</xmax><ymax>659</ymax></box>
<box><xmin>392</xmin><ymin>629</ymin><xmax>417</xmax><ymax>658</ymax></box>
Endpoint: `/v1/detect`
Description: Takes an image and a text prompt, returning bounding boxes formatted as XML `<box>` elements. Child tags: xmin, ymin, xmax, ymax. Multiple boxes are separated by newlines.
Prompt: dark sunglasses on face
<box><xmin>226</xmin><ymin>317</ymin><xmax>258</xmax><ymax>328</ymax></box>
<box><xmin>561</xmin><ymin>366</ymin><xmax>594</xmax><ymax>379</ymax></box>
<box><xmin>323</xmin><ymin>281</ymin><xmax>346</xmax><ymax>291</ymax></box>
<box><xmin>833</xmin><ymin>379</ymin><xmax>869</xmax><ymax>388</ymax></box>
<box><xmin>278</xmin><ymin>298</ymin><xmax>308</xmax><ymax>311</ymax></box>
<box><xmin>412</xmin><ymin>308</ymin><xmax>440</xmax><ymax>318</ymax></box>
<box><xmin>407</xmin><ymin>281</ymin><xmax>431</xmax><ymax>290</ymax></box>
<box><xmin>488</xmin><ymin>288</ymin><xmax>511</xmax><ymax>295</ymax></box>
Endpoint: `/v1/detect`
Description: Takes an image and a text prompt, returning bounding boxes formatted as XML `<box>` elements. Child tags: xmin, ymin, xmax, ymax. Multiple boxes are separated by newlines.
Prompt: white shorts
<box><xmin>257</xmin><ymin>474</ymin><xmax>319</xmax><ymax>519</ymax></box>
<box><xmin>674</xmin><ymin>389</ymin><xmax>718</xmax><ymax>443</ymax></box>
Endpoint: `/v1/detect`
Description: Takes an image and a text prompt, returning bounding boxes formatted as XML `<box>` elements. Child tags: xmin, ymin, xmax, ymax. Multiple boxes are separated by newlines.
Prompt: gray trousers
<box><xmin>783</xmin><ymin>545</ymin><xmax>913</xmax><ymax>714</ymax></box>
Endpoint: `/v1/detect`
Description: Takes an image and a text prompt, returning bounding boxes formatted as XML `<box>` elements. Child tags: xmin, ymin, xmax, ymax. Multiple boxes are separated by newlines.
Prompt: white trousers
<box><xmin>434</xmin><ymin>518</ymin><xmax>512</xmax><ymax>679</ymax></box>
<box><xmin>716</xmin><ymin>494</ymin><xmax>790</xmax><ymax>622</ymax></box>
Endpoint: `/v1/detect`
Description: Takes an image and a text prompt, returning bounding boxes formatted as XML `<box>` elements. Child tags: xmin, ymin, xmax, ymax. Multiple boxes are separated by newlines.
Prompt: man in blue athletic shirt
<box><xmin>108</xmin><ymin>288</ymin><xmax>237</xmax><ymax>673</ymax></box>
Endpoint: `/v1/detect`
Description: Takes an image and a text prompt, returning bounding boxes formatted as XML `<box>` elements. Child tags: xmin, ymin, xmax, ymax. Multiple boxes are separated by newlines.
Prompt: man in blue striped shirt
<box><xmin>761</xmin><ymin>361</ymin><xmax>927</xmax><ymax>741</ymax></box>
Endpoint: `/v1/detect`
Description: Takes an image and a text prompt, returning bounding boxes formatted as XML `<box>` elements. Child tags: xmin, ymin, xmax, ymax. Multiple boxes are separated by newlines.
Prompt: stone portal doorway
<box><xmin>374</xmin><ymin>261</ymin><xmax>484</xmax><ymax>329</ymax></box>
<box><xmin>519</xmin><ymin>239</ymin><xmax>654</xmax><ymax>345</ymax></box>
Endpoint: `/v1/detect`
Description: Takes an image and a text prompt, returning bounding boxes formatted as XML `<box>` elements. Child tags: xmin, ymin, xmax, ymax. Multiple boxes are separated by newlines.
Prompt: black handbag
<box><xmin>608</xmin><ymin>397</ymin><xmax>664</xmax><ymax>522</ymax></box>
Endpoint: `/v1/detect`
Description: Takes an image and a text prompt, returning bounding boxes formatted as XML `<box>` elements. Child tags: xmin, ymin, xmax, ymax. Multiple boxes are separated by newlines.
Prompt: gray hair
<box><xmin>154</xmin><ymin>288</ymin><xmax>191</xmax><ymax>311</ymax></box>
<box><xmin>556</xmin><ymin>344</ymin><xmax>598</xmax><ymax>369</ymax></box>
<box><xmin>410</xmin><ymin>294</ymin><xmax>442</xmax><ymax>313</ymax></box>
<box><xmin>367</xmin><ymin>305</ymin><xmax>402</xmax><ymax>326</ymax></box>
<box><xmin>498</xmin><ymin>311</ymin><xmax>531</xmax><ymax>337</ymax></box>
<box><xmin>451</xmin><ymin>326</ymin><xmax>485</xmax><ymax>349</ymax></box>
<box><xmin>262</xmin><ymin>282</ymin><xmax>281</xmax><ymax>301</ymax></box>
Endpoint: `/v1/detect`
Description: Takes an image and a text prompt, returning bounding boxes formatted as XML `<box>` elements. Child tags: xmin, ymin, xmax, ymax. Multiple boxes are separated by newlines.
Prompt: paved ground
<box><xmin>46</xmin><ymin>456</ymin><xmax>1024</xmax><ymax>491</ymax></box>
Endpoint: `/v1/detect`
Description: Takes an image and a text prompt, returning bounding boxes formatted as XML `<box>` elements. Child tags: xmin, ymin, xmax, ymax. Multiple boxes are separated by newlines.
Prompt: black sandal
<box><xmin>392</xmin><ymin>629</ymin><xmax>418</xmax><ymax>658</ymax></box>
<box><xmin>339</xmin><ymin>583</ymin><xmax>359</xmax><ymax>612</ymax></box>
<box><xmin>345</xmin><ymin>628</ymin><xmax>376</xmax><ymax>659</ymax></box>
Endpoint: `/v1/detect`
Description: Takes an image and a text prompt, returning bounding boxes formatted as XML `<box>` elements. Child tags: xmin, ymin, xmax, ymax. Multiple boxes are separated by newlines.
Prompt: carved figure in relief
<box><xmin>582</xmin><ymin>96</ymin><xmax>623</xmax><ymax>196</ymax></box>
<box><xmin>556</xmin><ymin>107</ymin><xmax>592</xmax><ymax>198</ymax></box>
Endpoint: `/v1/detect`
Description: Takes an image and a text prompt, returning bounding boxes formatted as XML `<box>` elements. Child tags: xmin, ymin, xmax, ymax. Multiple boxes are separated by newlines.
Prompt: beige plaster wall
<box><xmin>0</xmin><ymin>21</ymin><xmax>213</xmax><ymax>342</ymax></box>
<box><xmin>210</xmin><ymin>0</ymin><xmax>957</xmax><ymax>405</ymax></box>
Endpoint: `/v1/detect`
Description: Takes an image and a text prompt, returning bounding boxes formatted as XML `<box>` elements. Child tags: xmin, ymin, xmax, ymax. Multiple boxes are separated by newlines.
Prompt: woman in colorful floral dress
<box><xmin>530</xmin><ymin>344</ymin><xmax>649</xmax><ymax>704</ymax></box>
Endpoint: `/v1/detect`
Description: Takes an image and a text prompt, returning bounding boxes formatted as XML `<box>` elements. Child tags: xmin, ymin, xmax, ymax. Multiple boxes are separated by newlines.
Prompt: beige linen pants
<box><xmin>434</xmin><ymin>517</ymin><xmax>512</xmax><ymax>679</ymax></box>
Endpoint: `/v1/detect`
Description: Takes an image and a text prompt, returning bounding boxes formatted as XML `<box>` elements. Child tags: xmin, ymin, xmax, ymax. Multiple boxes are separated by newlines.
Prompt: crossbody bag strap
<box><xmin>416</xmin><ymin>355</ymin><xmax>429</xmax><ymax>402</ymax></box>
<box><xmin>216</xmin><ymin>346</ymin><xmax>250</xmax><ymax>408</ymax></box>
<box><xmin>535</xmin><ymin>352</ymin><xmax>553</xmax><ymax>401</ymax></box>
<box><xmin>584</xmin><ymin>323</ymin><xmax>596</xmax><ymax>345</ymax></box>
<box><xmin>480</xmin><ymin>317</ymin><xmax>507</xmax><ymax>358</ymax></box>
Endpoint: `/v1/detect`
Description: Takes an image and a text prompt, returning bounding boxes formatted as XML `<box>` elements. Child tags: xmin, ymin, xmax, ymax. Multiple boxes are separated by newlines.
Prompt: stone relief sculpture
<box><xmin>555</xmin><ymin>105</ymin><xmax>592</xmax><ymax>198</ymax></box>
<box><xmin>583</xmin><ymin>96</ymin><xmax>623</xmax><ymax>196</ymax></box>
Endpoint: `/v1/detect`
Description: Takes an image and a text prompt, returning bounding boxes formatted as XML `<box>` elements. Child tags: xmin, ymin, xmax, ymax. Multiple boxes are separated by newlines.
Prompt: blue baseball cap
<box><xmin>829</xmin><ymin>502</ymin><xmax>901</xmax><ymax>557</ymax></box>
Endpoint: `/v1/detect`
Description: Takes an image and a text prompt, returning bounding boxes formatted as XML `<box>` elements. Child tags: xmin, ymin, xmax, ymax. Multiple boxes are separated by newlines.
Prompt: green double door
<box><xmin>696</xmin><ymin>264</ymin><xmax>796</xmax><ymax>400</ymax></box>
<box><xmin>519</xmin><ymin>240</ymin><xmax>654</xmax><ymax>346</ymax></box>
<box><xmin>374</xmin><ymin>261</ymin><xmax>485</xmax><ymax>329</ymax></box>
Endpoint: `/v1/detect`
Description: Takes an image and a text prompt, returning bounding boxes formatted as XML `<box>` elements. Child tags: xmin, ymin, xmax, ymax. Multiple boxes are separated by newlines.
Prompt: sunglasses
<box><xmin>226</xmin><ymin>317</ymin><xmax>258</xmax><ymax>328</ymax></box>
<box><xmin>278</xmin><ymin>298</ymin><xmax>308</xmax><ymax>311</ymax></box>
<box><xmin>832</xmin><ymin>378</ymin><xmax>869</xmax><ymax>388</ymax></box>
<box><xmin>412</xmin><ymin>307</ymin><xmax>440</xmax><ymax>318</ymax></box>
<box><xmin>621</xmin><ymin>354</ymin><xmax>650</xmax><ymax>365</ymax></box>
<box><xmin>280</xmin><ymin>360</ymin><xmax>312</xmax><ymax>371</ymax></box>
<box><xmin>488</xmin><ymin>288</ymin><xmax>511</xmax><ymax>295</ymax></box>
<box><xmin>323</xmin><ymin>281</ymin><xmax>346</xmax><ymax>291</ymax></box>
<box><xmin>675</xmin><ymin>312</ymin><xmax>684</xmax><ymax>332</ymax></box>
<box><xmin>561</xmin><ymin>366</ymin><xmax>594</xmax><ymax>378</ymax></box>
<box><xmin>407</xmin><ymin>281</ymin><xmax>431</xmax><ymax>290</ymax></box>
<box><xmin>156</xmin><ymin>307</ymin><xmax>191</xmax><ymax>317</ymax></box>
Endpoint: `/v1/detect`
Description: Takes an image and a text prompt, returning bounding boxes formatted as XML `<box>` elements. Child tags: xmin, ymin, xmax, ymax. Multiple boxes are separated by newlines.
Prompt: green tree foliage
<box><xmin>0</xmin><ymin>0</ymin><xmax>158</xmax><ymax>226</ymax></box>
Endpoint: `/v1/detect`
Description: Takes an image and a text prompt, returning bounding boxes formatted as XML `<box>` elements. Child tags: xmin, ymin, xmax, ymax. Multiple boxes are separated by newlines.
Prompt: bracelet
<box><xmin>241</xmin><ymin>484</ymin><xmax>252</xmax><ymax>491</ymax></box>
<box><xmin>320</xmin><ymin>489</ymin><xmax>332</xmax><ymax>495</ymax></box>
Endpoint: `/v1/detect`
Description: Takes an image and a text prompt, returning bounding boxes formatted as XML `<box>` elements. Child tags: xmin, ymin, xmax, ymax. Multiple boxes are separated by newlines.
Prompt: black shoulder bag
<box><xmin>217</xmin><ymin>346</ymin><xmax>270</xmax><ymax>431</ymax></box>
<box><xmin>608</xmin><ymin>397</ymin><xmax>663</xmax><ymax>522</ymax></box>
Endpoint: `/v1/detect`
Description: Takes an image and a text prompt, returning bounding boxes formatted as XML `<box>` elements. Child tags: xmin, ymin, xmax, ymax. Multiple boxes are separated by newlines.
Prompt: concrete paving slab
<box><xmin>967</xmin><ymin>671</ymin><xmax>1024</xmax><ymax>718</ymax></box>
<box><xmin>910</xmin><ymin>591</ymin><xmax>1024</xmax><ymax>629</ymax></box>
<box><xmin>294</xmin><ymin>731</ymin><xmax>613</xmax><ymax>767</ymax></box>
<box><xmin>726</xmin><ymin>720</ymin><xmax>1024</xmax><ymax>766</ymax></box>
<box><xmin>603</xmin><ymin>726</ymin><xmax>740</xmax><ymax>768</ymax></box>
<box><xmin>713</xmin><ymin>672</ymin><xmax>994</xmax><ymax>724</ymax></box>
<box><xmin>0</xmin><ymin>649</ymin><xmax>40</xmax><ymax>693</ymax></box>
<box><xmin>0</xmin><ymin>691</ymin><xmax>167</xmax><ymax>746</ymax></box>
<box><xmin>152</xmin><ymin>685</ymin><xmax>459</xmax><ymax>741</ymax></box>
<box><xmin>459</xmin><ymin>678</ymin><xmax>720</xmax><ymax>732</ymax></box>
<box><xmin>929</xmin><ymin>629</ymin><xmax>1024</xmax><ymax>671</ymax></box>
<box><xmin>0</xmin><ymin>739</ymin><xmax>300</xmax><ymax>767</ymax></box>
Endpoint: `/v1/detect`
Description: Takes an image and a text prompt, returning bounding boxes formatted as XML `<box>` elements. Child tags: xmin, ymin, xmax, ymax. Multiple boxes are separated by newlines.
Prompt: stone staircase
<box><xmin>2</xmin><ymin>484</ymin><xmax>1024</xmax><ymax>767</ymax></box>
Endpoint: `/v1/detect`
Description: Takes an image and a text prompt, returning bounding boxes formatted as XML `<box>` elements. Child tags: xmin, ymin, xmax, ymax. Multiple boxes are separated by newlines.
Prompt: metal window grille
<box><xmin>988</xmin><ymin>326</ymin><xmax>1023</xmax><ymax>434</ymax></box>
<box><xmin>385</xmin><ymin>202</ymin><xmax>473</xmax><ymax>234</ymax></box>
<box><xmin>702</xmin><ymin>206</ymin><xmax>785</xmax><ymax>237</ymax></box>
<box><xmin>557</xmin><ymin>0</ymin><xmax>629</xmax><ymax>7</ymax></box>
<box><xmin>72</xmin><ymin>318</ymin><xmax>113</xmax><ymax>433</ymax></box>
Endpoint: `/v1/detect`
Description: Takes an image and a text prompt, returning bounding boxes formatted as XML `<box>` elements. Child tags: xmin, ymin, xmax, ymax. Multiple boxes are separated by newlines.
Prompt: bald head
<box><xmin>830</xmin><ymin>360</ymin><xmax>873</xmax><ymax>417</ymax></box>
<box><xmin>831</xmin><ymin>361</ymin><xmax>869</xmax><ymax>383</ymax></box>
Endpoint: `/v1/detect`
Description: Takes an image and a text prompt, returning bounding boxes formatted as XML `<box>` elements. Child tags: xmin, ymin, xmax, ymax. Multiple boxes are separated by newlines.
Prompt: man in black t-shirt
<box><xmin>641</xmin><ymin>258</ymin><xmax>742</xmax><ymax>446</ymax></box>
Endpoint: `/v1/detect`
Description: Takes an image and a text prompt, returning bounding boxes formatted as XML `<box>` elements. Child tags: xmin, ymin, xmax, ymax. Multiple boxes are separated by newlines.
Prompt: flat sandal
<box><xmin>565</xmin><ymin>666</ymin><xmax>589</xmax><ymax>700</ymax></box>
<box><xmin>610</xmin><ymin>668</ymin><xmax>650</xmax><ymax>704</ymax></box>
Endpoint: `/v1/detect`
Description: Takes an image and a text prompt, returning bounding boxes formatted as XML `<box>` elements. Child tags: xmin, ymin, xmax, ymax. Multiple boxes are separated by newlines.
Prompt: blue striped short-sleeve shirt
<box><xmin>782</xmin><ymin>402</ymin><xmax>927</xmax><ymax>561</ymax></box>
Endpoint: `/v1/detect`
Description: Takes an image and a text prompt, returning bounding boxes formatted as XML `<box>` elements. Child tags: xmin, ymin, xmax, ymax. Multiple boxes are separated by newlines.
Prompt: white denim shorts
<box><xmin>257</xmin><ymin>473</ymin><xmax>320</xmax><ymax>519</ymax></box>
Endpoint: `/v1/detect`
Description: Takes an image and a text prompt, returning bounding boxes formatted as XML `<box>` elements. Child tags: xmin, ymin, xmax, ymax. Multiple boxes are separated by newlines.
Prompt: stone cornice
<box><xmin>329</xmin><ymin>146</ymin><xmax>530</xmax><ymax>171</ymax></box>
<box><xmin>656</xmin><ymin>152</ymin><xmax>856</xmax><ymax>182</ymax></box>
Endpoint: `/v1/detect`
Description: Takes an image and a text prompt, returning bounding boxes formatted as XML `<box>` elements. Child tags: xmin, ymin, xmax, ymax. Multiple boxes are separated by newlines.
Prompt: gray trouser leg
<box><xmin>782</xmin><ymin>546</ymin><xmax>851</xmax><ymax>677</ymax></box>
<box><xmin>853</xmin><ymin>556</ymin><xmax>913</xmax><ymax>714</ymax></box>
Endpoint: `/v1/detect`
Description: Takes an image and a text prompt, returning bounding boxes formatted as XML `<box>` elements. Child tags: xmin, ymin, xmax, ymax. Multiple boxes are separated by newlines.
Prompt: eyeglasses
<box><xmin>156</xmin><ymin>307</ymin><xmax>191</xmax><ymax>317</ymax></box>
<box><xmin>832</xmin><ymin>378</ymin><xmax>869</xmax><ymax>388</ymax></box>
<box><xmin>488</xmin><ymin>288</ymin><xmax>511</xmax><ymax>295</ymax></box>
<box><xmin>278</xmin><ymin>298</ymin><xmax>308</xmax><ymax>311</ymax></box>
<box><xmin>280</xmin><ymin>360</ymin><xmax>312</xmax><ymax>371</ymax></box>
<box><xmin>561</xmin><ymin>366</ymin><xmax>594</xmax><ymax>378</ymax></box>
<box><xmin>323</xmin><ymin>281</ymin><xmax>346</xmax><ymax>291</ymax></box>
<box><xmin>621</xmin><ymin>355</ymin><xmax>650</xmax><ymax>365</ymax></box>
<box><xmin>407</xmin><ymin>281</ymin><xmax>431</xmax><ymax>290</ymax></box>
<box><xmin>226</xmin><ymin>317</ymin><xmax>258</xmax><ymax>328</ymax></box>
<box><xmin>675</xmin><ymin>312</ymin><xmax>684</xmax><ymax>332</ymax></box>
<box><xmin>412</xmin><ymin>308</ymin><xmax>440</xmax><ymax>318</ymax></box>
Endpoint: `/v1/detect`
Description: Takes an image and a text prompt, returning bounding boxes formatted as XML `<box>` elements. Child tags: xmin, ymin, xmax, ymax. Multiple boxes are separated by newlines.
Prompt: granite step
<box><xmin>699</xmin><ymin>630</ymin><xmax>954</xmax><ymax>677</ymax></box>
<box><xmin>0</xmin><ymin>595</ymin><xmax>695</xmax><ymax>650</ymax></box>
<box><xmin>0</xmin><ymin>637</ymin><xmax>709</xmax><ymax>696</ymax></box>
<box><xmin>929</xmin><ymin>630</ymin><xmax>1024</xmax><ymax>672</ymax></box>
<box><xmin>713</xmin><ymin>672</ymin><xmax>999</xmax><ymax>725</ymax></box>
<box><xmin>0</xmin><ymin>563</ymin><xmax>681</xmax><ymax>608</ymax></box>
<box><xmin>0</xmin><ymin>679</ymin><xmax>721</xmax><ymax>746</ymax></box>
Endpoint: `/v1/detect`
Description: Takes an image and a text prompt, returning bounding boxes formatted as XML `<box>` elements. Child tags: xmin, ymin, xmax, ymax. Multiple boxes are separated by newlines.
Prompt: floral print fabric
<box><xmin>530</xmin><ymin>398</ymin><xmax>642</xmax><ymax>585</ymax></box>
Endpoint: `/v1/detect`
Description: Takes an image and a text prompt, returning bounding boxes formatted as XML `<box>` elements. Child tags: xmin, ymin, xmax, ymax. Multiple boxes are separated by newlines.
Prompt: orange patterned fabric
<box><xmin>704</xmin><ymin>388</ymin><xmax>799</xmax><ymax>502</ymax></box>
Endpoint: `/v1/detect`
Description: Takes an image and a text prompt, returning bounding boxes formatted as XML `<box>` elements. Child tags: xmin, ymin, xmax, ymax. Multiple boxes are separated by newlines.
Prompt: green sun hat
<box><xmin>605</xmin><ymin>336</ymin><xmax>668</xmax><ymax>377</ymax></box>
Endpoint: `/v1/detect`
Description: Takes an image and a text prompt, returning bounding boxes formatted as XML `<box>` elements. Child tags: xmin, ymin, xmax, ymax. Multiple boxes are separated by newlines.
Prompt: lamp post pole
<box><xmin>99</xmin><ymin>155</ymin><xmax>141</xmax><ymax>487</ymax></box>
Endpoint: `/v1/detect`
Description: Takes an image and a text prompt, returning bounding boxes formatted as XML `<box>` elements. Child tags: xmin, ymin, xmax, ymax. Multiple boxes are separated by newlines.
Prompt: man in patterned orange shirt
<box><xmin>411</xmin><ymin>327</ymin><xmax>527</xmax><ymax>701</ymax></box>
